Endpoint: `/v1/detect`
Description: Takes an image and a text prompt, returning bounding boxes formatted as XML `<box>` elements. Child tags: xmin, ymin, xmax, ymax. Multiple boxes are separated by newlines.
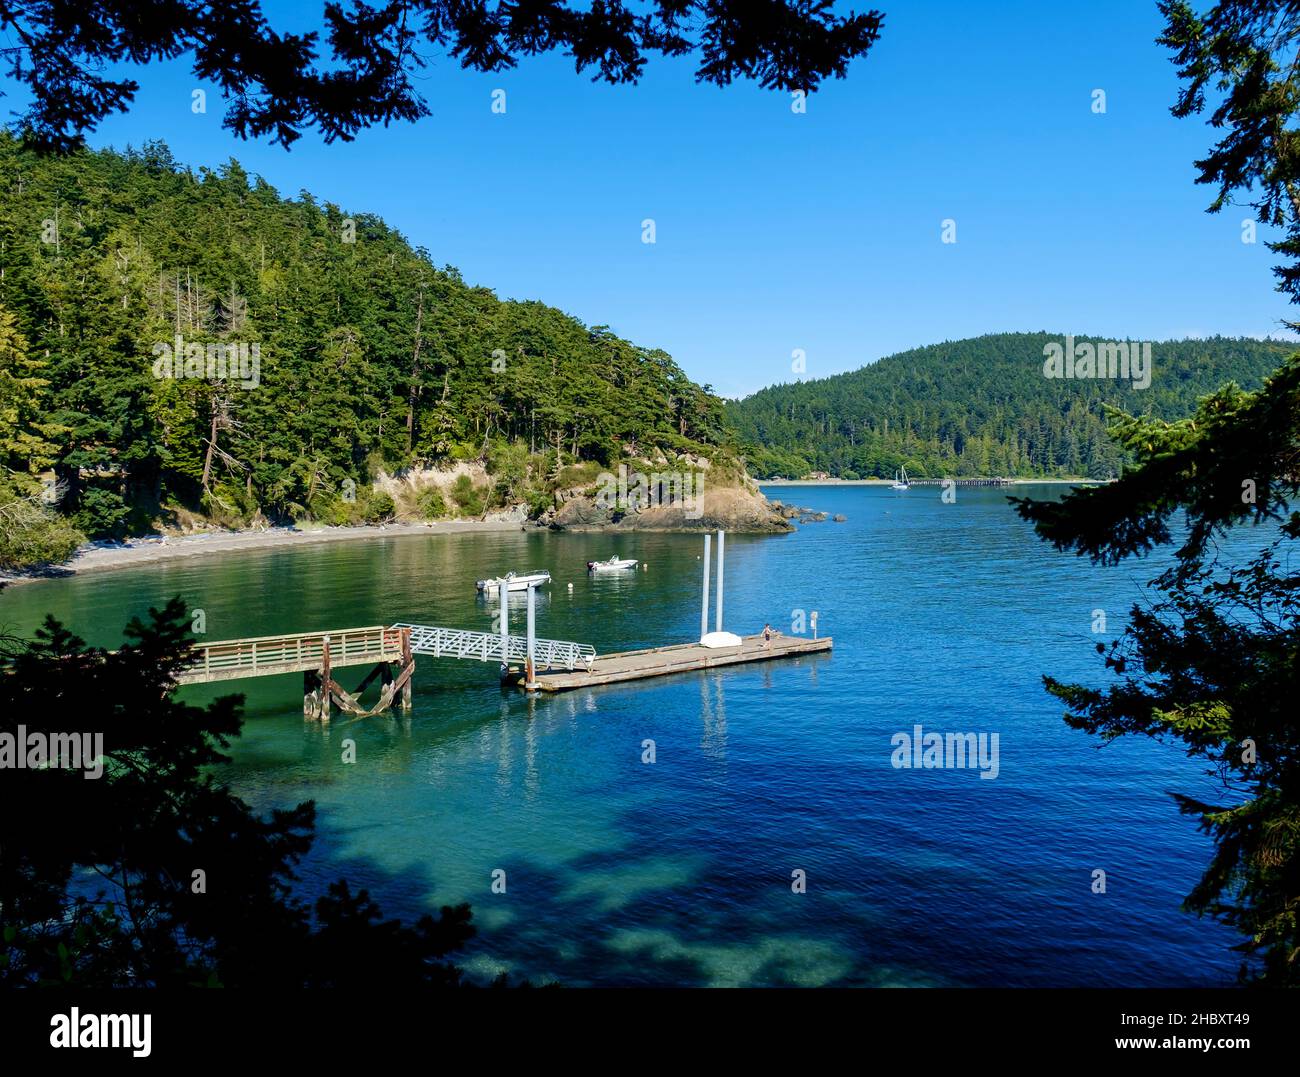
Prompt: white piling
<box><xmin>498</xmin><ymin>578</ymin><xmax>509</xmax><ymax>676</ymax></box>
<box><xmin>701</xmin><ymin>533</ymin><xmax>711</xmax><ymax>641</ymax></box>
<box><xmin>715</xmin><ymin>530</ymin><xmax>725</xmax><ymax>633</ymax></box>
<box><xmin>526</xmin><ymin>583</ymin><xmax>537</xmax><ymax>689</ymax></box>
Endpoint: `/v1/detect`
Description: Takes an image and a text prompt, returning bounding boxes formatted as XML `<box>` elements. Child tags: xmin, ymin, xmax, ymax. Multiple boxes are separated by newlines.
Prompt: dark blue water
<box><xmin>0</xmin><ymin>484</ymin><xmax>1245</xmax><ymax>985</ymax></box>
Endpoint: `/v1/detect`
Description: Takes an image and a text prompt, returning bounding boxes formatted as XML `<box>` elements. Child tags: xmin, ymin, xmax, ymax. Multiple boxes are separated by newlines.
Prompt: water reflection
<box><xmin>700</xmin><ymin>673</ymin><xmax>727</xmax><ymax>760</ymax></box>
<box><xmin>0</xmin><ymin>488</ymin><xmax>1249</xmax><ymax>987</ymax></box>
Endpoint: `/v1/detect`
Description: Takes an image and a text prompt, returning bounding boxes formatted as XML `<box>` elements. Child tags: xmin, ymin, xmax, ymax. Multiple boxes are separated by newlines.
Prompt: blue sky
<box><xmin>4</xmin><ymin>0</ymin><xmax>1294</xmax><ymax>396</ymax></box>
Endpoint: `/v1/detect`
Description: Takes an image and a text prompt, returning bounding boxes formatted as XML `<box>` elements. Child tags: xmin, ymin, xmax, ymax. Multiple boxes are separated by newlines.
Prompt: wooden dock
<box><xmin>168</xmin><ymin>609</ymin><xmax>827</xmax><ymax>709</ymax></box>
<box><xmin>522</xmin><ymin>633</ymin><xmax>832</xmax><ymax>692</ymax></box>
<box><xmin>175</xmin><ymin>626</ymin><xmax>415</xmax><ymax>721</ymax></box>
<box><xmin>176</xmin><ymin>626</ymin><xmax>406</xmax><ymax>686</ymax></box>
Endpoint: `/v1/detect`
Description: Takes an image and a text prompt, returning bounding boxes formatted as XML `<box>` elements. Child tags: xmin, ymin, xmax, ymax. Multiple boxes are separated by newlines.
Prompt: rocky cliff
<box><xmin>542</xmin><ymin>479</ymin><xmax>792</xmax><ymax>533</ymax></box>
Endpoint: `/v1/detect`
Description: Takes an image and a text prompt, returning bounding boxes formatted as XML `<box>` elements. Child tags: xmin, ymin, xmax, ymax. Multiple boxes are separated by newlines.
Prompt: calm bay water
<box><xmin>0</xmin><ymin>485</ymin><xmax>1244</xmax><ymax>986</ymax></box>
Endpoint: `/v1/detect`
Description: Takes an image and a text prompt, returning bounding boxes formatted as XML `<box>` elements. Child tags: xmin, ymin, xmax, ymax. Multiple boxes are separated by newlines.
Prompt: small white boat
<box><xmin>476</xmin><ymin>570</ymin><xmax>551</xmax><ymax>593</ymax></box>
<box><xmin>891</xmin><ymin>466</ymin><xmax>910</xmax><ymax>491</ymax></box>
<box><xmin>587</xmin><ymin>556</ymin><xmax>638</xmax><ymax>573</ymax></box>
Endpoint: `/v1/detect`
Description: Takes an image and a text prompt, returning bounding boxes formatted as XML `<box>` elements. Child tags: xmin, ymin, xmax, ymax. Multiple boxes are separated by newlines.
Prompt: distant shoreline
<box><xmin>2</xmin><ymin>478</ymin><xmax>1104</xmax><ymax>588</ymax></box>
<box><xmin>758</xmin><ymin>477</ymin><xmax>1103</xmax><ymax>486</ymax></box>
<box><xmin>0</xmin><ymin>519</ymin><xmax>525</xmax><ymax>587</ymax></box>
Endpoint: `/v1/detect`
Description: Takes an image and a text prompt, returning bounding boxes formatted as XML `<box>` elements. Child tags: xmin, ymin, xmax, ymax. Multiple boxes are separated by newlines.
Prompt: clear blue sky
<box><xmin>4</xmin><ymin>0</ymin><xmax>1294</xmax><ymax>396</ymax></box>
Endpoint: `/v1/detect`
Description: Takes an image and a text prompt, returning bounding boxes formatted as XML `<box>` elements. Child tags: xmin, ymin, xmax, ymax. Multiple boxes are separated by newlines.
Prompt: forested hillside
<box><xmin>4</xmin><ymin>137</ymin><xmax>1294</xmax><ymax>567</ymax></box>
<box><xmin>0</xmin><ymin>135</ymin><xmax>728</xmax><ymax>550</ymax></box>
<box><xmin>726</xmin><ymin>333</ymin><xmax>1293</xmax><ymax>479</ymax></box>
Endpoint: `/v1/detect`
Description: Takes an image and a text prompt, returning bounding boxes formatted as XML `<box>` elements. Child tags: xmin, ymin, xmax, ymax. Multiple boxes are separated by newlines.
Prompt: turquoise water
<box><xmin>0</xmin><ymin>485</ymin><xmax>1245</xmax><ymax>986</ymax></box>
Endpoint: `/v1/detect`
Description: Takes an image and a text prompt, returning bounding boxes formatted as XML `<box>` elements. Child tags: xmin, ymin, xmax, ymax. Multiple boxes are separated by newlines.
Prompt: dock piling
<box><xmin>498</xmin><ymin>578</ymin><xmax>509</xmax><ymax>679</ymax></box>
<box><xmin>320</xmin><ymin>635</ymin><xmax>332</xmax><ymax>722</ymax></box>
<box><xmin>701</xmin><ymin>533</ymin><xmax>711</xmax><ymax>642</ymax></box>
<box><xmin>400</xmin><ymin>627</ymin><xmax>413</xmax><ymax>711</ymax></box>
<box><xmin>715</xmin><ymin>530</ymin><xmax>725</xmax><ymax>633</ymax></box>
<box><xmin>525</xmin><ymin>583</ymin><xmax>538</xmax><ymax>690</ymax></box>
<box><xmin>304</xmin><ymin>670</ymin><xmax>319</xmax><ymax>718</ymax></box>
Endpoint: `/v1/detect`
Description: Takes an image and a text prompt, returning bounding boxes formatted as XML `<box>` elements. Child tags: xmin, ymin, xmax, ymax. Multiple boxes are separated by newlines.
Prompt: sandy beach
<box><xmin>1</xmin><ymin>519</ymin><xmax>526</xmax><ymax>586</ymax></box>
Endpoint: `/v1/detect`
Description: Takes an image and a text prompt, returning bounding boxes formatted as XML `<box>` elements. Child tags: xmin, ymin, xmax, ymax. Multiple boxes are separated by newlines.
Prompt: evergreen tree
<box><xmin>1012</xmin><ymin>1</ymin><xmax>1300</xmax><ymax>983</ymax></box>
<box><xmin>0</xmin><ymin>134</ymin><xmax>739</xmax><ymax>547</ymax></box>
<box><xmin>0</xmin><ymin>304</ymin><xmax>61</xmax><ymax>474</ymax></box>
<box><xmin>728</xmin><ymin>333</ymin><xmax>1289</xmax><ymax>480</ymax></box>
<box><xmin>1013</xmin><ymin>365</ymin><xmax>1300</xmax><ymax>984</ymax></box>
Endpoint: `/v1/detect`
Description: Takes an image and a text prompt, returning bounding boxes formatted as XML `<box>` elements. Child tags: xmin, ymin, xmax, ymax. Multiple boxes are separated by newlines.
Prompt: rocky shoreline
<box><xmin>767</xmin><ymin>500</ymin><xmax>847</xmax><ymax>524</ymax></box>
<box><xmin>543</xmin><ymin>483</ymin><xmax>794</xmax><ymax>533</ymax></box>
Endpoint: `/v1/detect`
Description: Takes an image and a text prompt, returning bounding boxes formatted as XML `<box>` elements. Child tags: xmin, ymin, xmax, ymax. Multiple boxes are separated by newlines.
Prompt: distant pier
<box><xmin>904</xmin><ymin>477</ymin><xmax>1013</xmax><ymax>487</ymax></box>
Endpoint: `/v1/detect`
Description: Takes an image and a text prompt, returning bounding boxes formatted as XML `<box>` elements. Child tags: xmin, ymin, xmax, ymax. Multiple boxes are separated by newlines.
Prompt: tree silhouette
<box><xmin>1009</xmin><ymin>1</ymin><xmax>1300</xmax><ymax>984</ymax></box>
<box><xmin>0</xmin><ymin>0</ymin><xmax>886</xmax><ymax>152</ymax></box>
<box><xmin>0</xmin><ymin>598</ymin><xmax>476</xmax><ymax>986</ymax></box>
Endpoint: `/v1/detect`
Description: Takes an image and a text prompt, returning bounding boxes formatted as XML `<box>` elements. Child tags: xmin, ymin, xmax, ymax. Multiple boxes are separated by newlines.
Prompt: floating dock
<box><xmin>520</xmin><ymin>633</ymin><xmax>832</xmax><ymax>692</ymax></box>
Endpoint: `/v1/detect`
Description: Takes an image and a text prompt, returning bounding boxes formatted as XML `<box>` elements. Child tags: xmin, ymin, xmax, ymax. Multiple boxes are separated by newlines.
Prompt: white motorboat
<box><xmin>476</xmin><ymin>570</ymin><xmax>551</xmax><ymax>593</ymax></box>
<box><xmin>587</xmin><ymin>556</ymin><xmax>638</xmax><ymax>573</ymax></box>
<box><xmin>891</xmin><ymin>465</ymin><xmax>910</xmax><ymax>491</ymax></box>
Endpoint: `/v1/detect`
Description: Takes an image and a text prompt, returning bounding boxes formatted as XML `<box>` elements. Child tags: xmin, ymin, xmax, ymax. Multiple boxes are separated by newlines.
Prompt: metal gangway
<box><xmin>392</xmin><ymin>623</ymin><xmax>596</xmax><ymax>672</ymax></box>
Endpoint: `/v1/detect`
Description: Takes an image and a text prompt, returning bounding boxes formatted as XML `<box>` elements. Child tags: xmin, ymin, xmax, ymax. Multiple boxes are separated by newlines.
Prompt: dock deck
<box><xmin>176</xmin><ymin>626</ymin><xmax>406</xmax><ymax>686</ymax></box>
<box><xmin>527</xmin><ymin>633</ymin><xmax>831</xmax><ymax>691</ymax></box>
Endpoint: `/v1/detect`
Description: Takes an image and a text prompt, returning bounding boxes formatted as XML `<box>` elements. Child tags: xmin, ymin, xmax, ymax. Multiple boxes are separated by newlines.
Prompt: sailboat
<box><xmin>891</xmin><ymin>466</ymin><xmax>910</xmax><ymax>491</ymax></box>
